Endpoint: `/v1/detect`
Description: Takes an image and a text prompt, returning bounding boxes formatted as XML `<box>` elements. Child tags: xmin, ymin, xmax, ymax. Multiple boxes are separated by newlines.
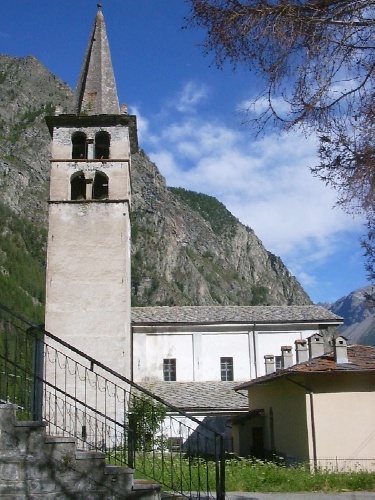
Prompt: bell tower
<box><xmin>45</xmin><ymin>5</ymin><xmax>137</xmax><ymax>379</ymax></box>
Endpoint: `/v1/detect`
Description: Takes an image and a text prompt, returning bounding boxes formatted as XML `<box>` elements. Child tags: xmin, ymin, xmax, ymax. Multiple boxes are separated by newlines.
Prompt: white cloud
<box><xmin>296</xmin><ymin>271</ymin><xmax>318</xmax><ymax>289</ymax></box>
<box><xmin>173</xmin><ymin>81</ymin><xmax>208</xmax><ymax>113</ymax></box>
<box><xmin>129</xmin><ymin>106</ymin><xmax>149</xmax><ymax>144</ymax></box>
<box><xmin>238</xmin><ymin>95</ymin><xmax>291</xmax><ymax>119</ymax></box>
<box><xmin>137</xmin><ymin>88</ymin><xmax>365</xmax><ymax>300</ymax></box>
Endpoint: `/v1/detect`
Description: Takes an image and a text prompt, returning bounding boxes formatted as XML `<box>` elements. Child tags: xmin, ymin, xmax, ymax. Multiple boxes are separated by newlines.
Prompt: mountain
<box><xmin>327</xmin><ymin>286</ymin><xmax>375</xmax><ymax>346</ymax></box>
<box><xmin>0</xmin><ymin>54</ymin><xmax>311</xmax><ymax>321</ymax></box>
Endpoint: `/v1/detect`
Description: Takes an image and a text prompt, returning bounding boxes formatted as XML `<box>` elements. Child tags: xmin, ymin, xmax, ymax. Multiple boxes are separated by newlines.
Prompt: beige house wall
<box><xmin>313</xmin><ymin>391</ymin><xmax>375</xmax><ymax>461</ymax></box>
<box><xmin>241</xmin><ymin>372</ymin><xmax>375</xmax><ymax>468</ymax></box>
<box><xmin>232</xmin><ymin>415</ymin><xmax>264</xmax><ymax>457</ymax></box>
<box><xmin>308</xmin><ymin>373</ymin><xmax>375</xmax><ymax>463</ymax></box>
<box><xmin>246</xmin><ymin>379</ymin><xmax>310</xmax><ymax>461</ymax></box>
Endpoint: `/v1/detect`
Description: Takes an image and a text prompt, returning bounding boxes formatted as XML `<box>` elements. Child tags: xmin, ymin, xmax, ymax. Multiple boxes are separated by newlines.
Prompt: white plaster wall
<box><xmin>134</xmin><ymin>333</ymin><xmax>194</xmax><ymax>382</ymax></box>
<box><xmin>133</xmin><ymin>327</ymin><xmax>321</xmax><ymax>383</ymax></box>
<box><xmin>256</xmin><ymin>329</ymin><xmax>316</xmax><ymax>377</ymax></box>
<box><xmin>45</xmin><ymin>202</ymin><xmax>131</xmax><ymax>379</ymax></box>
<box><xmin>200</xmin><ymin>332</ymin><xmax>251</xmax><ymax>381</ymax></box>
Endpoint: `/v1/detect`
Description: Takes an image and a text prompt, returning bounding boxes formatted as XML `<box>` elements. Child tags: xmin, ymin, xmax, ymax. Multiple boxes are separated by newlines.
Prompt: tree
<box><xmin>129</xmin><ymin>394</ymin><xmax>167</xmax><ymax>451</ymax></box>
<box><xmin>187</xmin><ymin>0</ymin><xmax>375</xmax><ymax>283</ymax></box>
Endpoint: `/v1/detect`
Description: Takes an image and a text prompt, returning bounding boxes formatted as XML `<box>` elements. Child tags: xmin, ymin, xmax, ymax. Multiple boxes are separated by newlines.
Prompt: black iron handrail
<box><xmin>0</xmin><ymin>303</ymin><xmax>225</xmax><ymax>499</ymax></box>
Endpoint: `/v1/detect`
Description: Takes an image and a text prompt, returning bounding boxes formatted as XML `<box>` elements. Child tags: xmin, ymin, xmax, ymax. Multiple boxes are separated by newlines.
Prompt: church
<box><xmin>44</xmin><ymin>5</ymin><xmax>343</xmax><ymax>427</ymax></box>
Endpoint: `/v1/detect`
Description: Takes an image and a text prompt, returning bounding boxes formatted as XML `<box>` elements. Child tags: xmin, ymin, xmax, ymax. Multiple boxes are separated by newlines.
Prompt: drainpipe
<box><xmin>285</xmin><ymin>377</ymin><xmax>317</xmax><ymax>472</ymax></box>
<box><xmin>252</xmin><ymin>323</ymin><xmax>258</xmax><ymax>378</ymax></box>
<box><xmin>247</xmin><ymin>327</ymin><xmax>253</xmax><ymax>380</ymax></box>
<box><xmin>308</xmin><ymin>391</ymin><xmax>317</xmax><ymax>472</ymax></box>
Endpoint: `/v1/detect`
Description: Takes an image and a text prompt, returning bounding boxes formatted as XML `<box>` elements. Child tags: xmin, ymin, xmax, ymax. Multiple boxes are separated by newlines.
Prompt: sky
<box><xmin>1</xmin><ymin>0</ymin><xmax>369</xmax><ymax>304</ymax></box>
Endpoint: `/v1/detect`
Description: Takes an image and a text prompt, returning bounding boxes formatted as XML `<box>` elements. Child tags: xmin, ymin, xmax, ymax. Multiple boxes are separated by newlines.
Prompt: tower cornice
<box><xmin>45</xmin><ymin>114</ymin><xmax>138</xmax><ymax>154</ymax></box>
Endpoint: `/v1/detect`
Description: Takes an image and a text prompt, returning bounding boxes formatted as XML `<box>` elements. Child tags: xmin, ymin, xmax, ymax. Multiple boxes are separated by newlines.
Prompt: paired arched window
<box><xmin>70</xmin><ymin>171</ymin><xmax>109</xmax><ymax>200</ymax></box>
<box><xmin>72</xmin><ymin>132</ymin><xmax>87</xmax><ymax>159</ymax></box>
<box><xmin>71</xmin><ymin>171</ymin><xmax>86</xmax><ymax>200</ymax></box>
<box><xmin>95</xmin><ymin>131</ymin><xmax>110</xmax><ymax>159</ymax></box>
<box><xmin>93</xmin><ymin>171</ymin><xmax>109</xmax><ymax>200</ymax></box>
<box><xmin>71</xmin><ymin>131</ymin><xmax>111</xmax><ymax>160</ymax></box>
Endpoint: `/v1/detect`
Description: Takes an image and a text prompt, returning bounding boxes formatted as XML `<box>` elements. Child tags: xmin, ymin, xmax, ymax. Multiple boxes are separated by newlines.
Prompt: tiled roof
<box><xmin>132</xmin><ymin>305</ymin><xmax>342</xmax><ymax>325</ymax></box>
<box><xmin>236</xmin><ymin>345</ymin><xmax>375</xmax><ymax>390</ymax></box>
<box><xmin>139</xmin><ymin>381</ymin><xmax>249</xmax><ymax>413</ymax></box>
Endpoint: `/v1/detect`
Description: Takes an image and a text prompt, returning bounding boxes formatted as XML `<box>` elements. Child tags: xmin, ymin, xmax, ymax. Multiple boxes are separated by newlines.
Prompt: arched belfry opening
<box><xmin>72</xmin><ymin>132</ymin><xmax>87</xmax><ymax>159</ymax></box>
<box><xmin>95</xmin><ymin>131</ymin><xmax>110</xmax><ymax>159</ymax></box>
<box><xmin>93</xmin><ymin>171</ymin><xmax>109</xmax><ymax>200</ymax></box>
<box><xmin>71</xmin><ymin>171</ymin><xmax>86</xmax><ymax>200</ymax></box>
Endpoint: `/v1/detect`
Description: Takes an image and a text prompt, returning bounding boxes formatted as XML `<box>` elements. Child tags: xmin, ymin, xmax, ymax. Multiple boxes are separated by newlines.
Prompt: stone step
<box><xmin>132</xmin><ymin>478</ymin><xmax>163</xmax><ymax>500</ymax></box>
<box><xmin>0</xmin><ymin>404</ymin><xmax>161</xmax><ymax>499</ymax></box>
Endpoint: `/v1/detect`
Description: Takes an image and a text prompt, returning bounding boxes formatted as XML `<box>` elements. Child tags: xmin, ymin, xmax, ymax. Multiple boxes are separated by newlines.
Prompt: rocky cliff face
<box><xmin>131</xmin><ymin>151</ymin><xmax>310</xmax><ymax>306</ymax></box>
<box><xmin>327</xmin><ymin>286</ymin><xmax>375</xmax><ymax>346</ymax></box>
<box><xmin>0</xmin><ymin>55</ymin><xmax>72</xmax><ymax>224</ymax></box>
<box><xmin>0</xmin><ymin>54</ymin><xmax>311</xmax><ymax>313</ymax></box>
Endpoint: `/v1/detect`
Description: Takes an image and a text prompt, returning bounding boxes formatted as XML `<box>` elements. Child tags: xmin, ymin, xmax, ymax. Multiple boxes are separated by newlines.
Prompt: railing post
<box><xmin>216</xmin><ymin>433</ymin><xmax>225</xmax><ymax>500</ymax></box>
<box><xmin>128</xmin><ymin>414</ymin><xmax>136</xmax><ymax>469</ymax></box>
<box><xmin>31</xmin><ymin>328</ymin><xmax>44</xmax><ymax>421</ymax></box>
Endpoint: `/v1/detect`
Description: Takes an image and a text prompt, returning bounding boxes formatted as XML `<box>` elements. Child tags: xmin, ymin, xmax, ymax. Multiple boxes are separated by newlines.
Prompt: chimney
<box><xmin>333</xmin><ymin>336</ymin><xmax>348</xmax><ymax>364</ymax></box>
<box><xmin>281</xmin><ymin>346</ymin><xmax>293</xmax><ymax>368</ymax></box>
<box><xmin>264</xmin><ymin>355</ymin><xmax>275</xmax><ymax>375</ymax></box>
<box><xmin>54</xmin><ymin>104</ymin><xmax>63</xmax><ymax>116</ymax></box>
<box><xmin>295</xmin><ymin>339</ymin><xmax>308</xmax><ymax>364</ymax></box>
<box><xmin>308</xmin><ymin>333</ymin><xmax>324</xmax><ymax>359</ymax></box>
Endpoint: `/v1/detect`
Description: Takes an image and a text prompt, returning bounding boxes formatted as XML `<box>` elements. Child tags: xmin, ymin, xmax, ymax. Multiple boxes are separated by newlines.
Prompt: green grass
<box><xmin>130</xmin><ymin>455</ymin><xmax>375</xmax><ymax>493</ymax></box>
<box><xmin>223</xmin><ymin>458</ymin><xmax>375</xmax><ymax>492</ymax></box>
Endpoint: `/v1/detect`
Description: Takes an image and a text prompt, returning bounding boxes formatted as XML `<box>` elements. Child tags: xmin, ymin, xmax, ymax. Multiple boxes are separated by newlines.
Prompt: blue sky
<box><xmin>1</xmin><ymin>0</ymin><xmax>369</xmax><ymax>303</ymax></box>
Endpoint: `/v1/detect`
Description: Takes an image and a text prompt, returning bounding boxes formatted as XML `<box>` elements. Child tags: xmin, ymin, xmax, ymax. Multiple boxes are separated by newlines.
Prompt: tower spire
<box><xmin>75</xmin><ymin>5</ymin><xmax>120</xmax><ymax>115</ymax></box>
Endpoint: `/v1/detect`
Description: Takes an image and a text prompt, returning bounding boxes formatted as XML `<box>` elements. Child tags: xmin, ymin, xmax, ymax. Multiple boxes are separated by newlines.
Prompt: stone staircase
<box><xmin>0</xmin><ymin>404</ymin><xmax>161</xmax><ymax>499</ymax></box>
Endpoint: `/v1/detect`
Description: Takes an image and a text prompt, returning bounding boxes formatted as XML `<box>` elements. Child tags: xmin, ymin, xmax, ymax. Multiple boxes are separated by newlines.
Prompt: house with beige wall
<box><xmin>234</xmin><ymin>335</ymin><xmax>375</xmax><ymax>470</ymax></box>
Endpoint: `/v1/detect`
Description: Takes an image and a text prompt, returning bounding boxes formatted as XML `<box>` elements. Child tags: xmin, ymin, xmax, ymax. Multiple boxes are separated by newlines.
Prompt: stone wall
<box><xmin>0</xmin><ymin>404</ymin><xmax>160</xmax><ymax>499</ymax></box>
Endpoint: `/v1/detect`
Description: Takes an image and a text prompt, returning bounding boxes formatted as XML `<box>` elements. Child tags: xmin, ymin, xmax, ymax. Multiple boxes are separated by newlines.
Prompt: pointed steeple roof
<box><xmin>75</xmin><ymin>4</ymin><xmax>120</xmax><ymax>115</ymax></box>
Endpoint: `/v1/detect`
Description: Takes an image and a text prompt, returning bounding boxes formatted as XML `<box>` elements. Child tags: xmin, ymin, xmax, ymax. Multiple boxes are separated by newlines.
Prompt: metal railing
<box><xmin>0</xmin><ymin>304</ymin><xmax>225</xmax><ymax>499</ymax></box>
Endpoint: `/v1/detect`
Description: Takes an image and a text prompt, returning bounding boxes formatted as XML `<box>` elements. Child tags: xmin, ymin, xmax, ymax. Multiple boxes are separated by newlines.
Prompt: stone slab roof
<box><xmin>139</xmin><ymin>381</ymin><xmax>249</xmax><ymax>413</ymax></box>
<box><xmin>236</xmin><ymin>345</ymin><xmax>375</xmax><ymax>390</ymax></box>
<box><xmin>75</xmin><ymin>5</ymin><xmax>119</xmax><ymax>114</ymax></box>
<box><xmin>132</xmin><ymin>305</ymin><xmax>343</xmax><ymax>325</ymax></box>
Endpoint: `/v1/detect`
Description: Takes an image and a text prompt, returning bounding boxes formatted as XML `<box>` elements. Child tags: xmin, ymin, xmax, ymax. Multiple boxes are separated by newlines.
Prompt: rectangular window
<box><xmin>220</xmin><ymin>357</ymin><xmax>234</xmax><ymax>381</ymax></box>
<box><xmin>163</xmin><ymin>358</ymin><xmax>176</xmax><ymax>381</ymax></box>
